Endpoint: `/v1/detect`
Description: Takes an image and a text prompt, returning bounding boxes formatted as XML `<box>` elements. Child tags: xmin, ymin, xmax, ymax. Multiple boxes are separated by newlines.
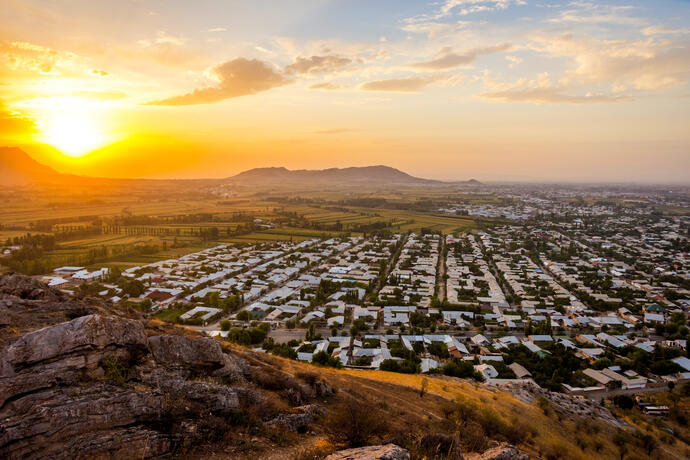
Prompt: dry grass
<box><xmin>222</xmin><ymin>342</ymin><xmax>690</xmax><ymax>460</ymax></box>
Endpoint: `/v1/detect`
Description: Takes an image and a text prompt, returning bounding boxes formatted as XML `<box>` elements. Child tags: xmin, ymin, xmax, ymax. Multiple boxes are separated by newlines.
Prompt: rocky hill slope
<box><xmin>1</xmin><ymin>274</ymin><xmax>687</xmax><ymax>459</ymax></box>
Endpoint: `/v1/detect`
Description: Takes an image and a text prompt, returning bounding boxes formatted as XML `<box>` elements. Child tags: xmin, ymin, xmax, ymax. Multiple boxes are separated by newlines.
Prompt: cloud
<box><xmin>137</xmin><ymin>31</ymin><xmax>185</xmax><ymax>47</ymax></box>
<box><xmin>0</xmin><ymin>40</ymin><xmax>73</xmax><ymax>76</ymax></box>
<box><xmin>404</xmin><ymin>0</ymin><xmax>525</xmax><ymax>25</ymax></box>
<box><xmin>481</xmin><ymin>87</ymin><xmax>630</xmax><ymax>104</ymax></box>
<box><xmin>401</xmin><ymin>21</ymin><xmax>471</xmax><ymax>38</ymax></box>
<box><xmin>147</xmin><ymin>58</ymin><xmax>290</xmax><ymax>105</ymax></box>
<box><xmin>546</xmin><ymin>2</ymin><xmax>644</xmax><ymax>26</ymax></box>
<box><xmin>0</xmin><ymin>103</ymin><xmax>36</xmax><ymax>136</ymax></box>
<box><xmin>407</xmin><ymin>43</ymin><xmax>511</xmax><ymax>71</ymax></box>
<box><xmin>360</xmin><ymin>75</ymin><xmax>445</xmax><ymax>92</ymax></box>
<box><xmin>207</xmin><ymin>27</ymin><xmax>227</xmax><ymax>33</ymax></box>
<box><xmin>91</xmin><ymin>69</ymin><xmax>109</xmax><ymax>77</ymax></box>
<box><xmin>309</xmin><ymin>82</ymin><xmax>347</xmax><ymax>90</ymax></box>
<box><xmin>530</xmin><ymin>33</ymin><xmax>690</xmax><ymax>91</ymax></box>
<box><xmin>285</xmin><ymin>55</ymin><xmax>352</xmax><ymax>74</ymax></box>
<box><xmin>478</xmin><ymin>71</ymin><xmax>630</xmax><ymax>104</ymax></box>
<box><xmin>642</xmin><ymin>26</ymin><xmax>690</xmax><ymax>36</ymax></box>
<box><xmin>505</xmin><ymin>55</ymin><xmax>522</xmax><ymax>68</ymax></box>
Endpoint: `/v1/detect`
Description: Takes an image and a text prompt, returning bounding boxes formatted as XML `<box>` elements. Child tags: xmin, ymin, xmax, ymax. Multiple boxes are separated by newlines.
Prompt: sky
<box><xmin>0</xmin><ymin>0</ymin><xmax>689</xmax><ymax>183</ymax></box>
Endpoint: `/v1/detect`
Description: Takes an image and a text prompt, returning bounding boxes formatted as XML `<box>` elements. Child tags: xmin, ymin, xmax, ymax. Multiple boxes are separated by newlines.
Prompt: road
<box><xmin>436</xmin><ymin>235</ymin><xmax>446</xmax><ymax>301</ymax></box>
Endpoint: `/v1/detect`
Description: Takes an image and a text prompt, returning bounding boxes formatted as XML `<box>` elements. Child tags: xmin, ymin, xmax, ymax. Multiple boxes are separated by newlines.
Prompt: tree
<box><xmin>420</xmin><ymin>377</ymin><xmax>429</xmax><ymax>398</ymax></box>
<box><xmin>612</xmin><ymin>395</ymin><xmax>633</xmax><ymax>410</ymax></box>
<box><xmin>312</xmin><ymin>351</ymin><xmax>341</xmax><ymax>368</ymax></box>
<box><xmin>306</xmin><ymin>323</ymin><xmax>317</xmax><ymax>341</ymax></box>
<box><xmin>236</xmin><ymin>310</ymin><xmax>250</xmax><ymax>322</ymax></box>
<box><xmin>219</xmin><ymin>320</ymin><xmax>231</xmax><ymax>331</ymax></box>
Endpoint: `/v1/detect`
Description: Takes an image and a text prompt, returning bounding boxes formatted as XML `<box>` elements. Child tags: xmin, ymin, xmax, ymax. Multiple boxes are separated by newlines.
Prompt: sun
<box><xmin>29</xmin><ymin>97</ymin><xmax>112</xmax><ymax>157</ymax></box>
<box><xmin>41</xmin><ymin>112</ymin><xmax>108</xmax><ymax>157</ymax></box>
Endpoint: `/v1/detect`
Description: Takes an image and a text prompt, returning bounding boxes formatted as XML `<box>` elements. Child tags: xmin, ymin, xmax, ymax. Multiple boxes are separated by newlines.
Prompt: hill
<box><xmin>0</xmin><ymin>147</ymin><xmax>61</xmax><ymax>186</ymax></box>
<box><xmin>227</xmin><ymin>165</ymin><xmax>440</xmax><ymax>185</ymax></box>
<box><xmin>2</xmin><ymin>274</ymin><xmax>688</xmax><ymax>459</ymax></box>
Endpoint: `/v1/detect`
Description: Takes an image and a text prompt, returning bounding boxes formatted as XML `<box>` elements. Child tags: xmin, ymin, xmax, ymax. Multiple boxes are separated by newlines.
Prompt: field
<box><xmin>0</xmin><ymin>182</ymin><xmax>502</xmax><ymax>274</ymax></box>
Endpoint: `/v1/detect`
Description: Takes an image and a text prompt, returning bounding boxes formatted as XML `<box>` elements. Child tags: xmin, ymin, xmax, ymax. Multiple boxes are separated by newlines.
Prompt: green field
<box><xmin>1</xmin><ymin>182</ymin><xmax>501</xmax><ymax>274</ymax></box>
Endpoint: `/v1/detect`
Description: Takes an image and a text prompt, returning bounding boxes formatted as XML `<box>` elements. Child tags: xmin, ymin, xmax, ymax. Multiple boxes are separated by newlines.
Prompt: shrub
<box><xmin>293</xmin><ymin>439</ymin><xmax>336</xmax><ymax>460</ymax></box>
<box><xmin>102</xmin><ymin>355</ymin><xmax>127</xmax><ymax>386</ymax></box>
<box><xmin>612</xmin><ymin>394</ymin><xmax>634</xmax><ymax>410</ymax></box>
<box><xmin>418</xmin><ymin>433</ymin><xmax>463</xmax><ymax>459</ymax></box>
<box><xmin>326</xmin><ymin>398</ymin><xmax>387</xmax><ymax>447</ymax></box>
<box><xmin>312</xmin><ymin>351</ymin><xmax>342</xmax><ymax>368</ymax></box>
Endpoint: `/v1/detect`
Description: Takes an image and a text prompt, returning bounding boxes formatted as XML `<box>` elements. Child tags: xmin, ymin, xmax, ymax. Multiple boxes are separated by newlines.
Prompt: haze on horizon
<box><xmin>0</xmin><ymin>0</ymin><xmax>689</xmax><ymax>184</ymax></box>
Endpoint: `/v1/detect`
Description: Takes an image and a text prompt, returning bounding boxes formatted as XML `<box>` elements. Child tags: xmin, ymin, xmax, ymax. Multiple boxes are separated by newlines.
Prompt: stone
<box><xmin>266</xmin><ymin>404</ymin><xmax>325</xmax><ymax>432</ymax></box>
<box><xmin>324</xmin><ymin>444</ymin><xmax>411</xmax><ymax>460</ymax></box>
<box><xmin>148</xmin><ymin>335</ymin><xmax>225</xmax><ymax>373</ymax></box>
<box><xmin>476</xmin><ymin>445</ymin><xmax>529</xmax><ymax>460</ymax></box>
<box><xmin>0</xmin><ymin>314</ymin><xmax>148</xmax><ymax>408</ymax></box>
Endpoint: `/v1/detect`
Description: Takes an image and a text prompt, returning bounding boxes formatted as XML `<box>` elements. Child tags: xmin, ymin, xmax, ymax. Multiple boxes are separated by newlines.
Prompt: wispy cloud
<box><xmin>479</xmin><ymin>71</ymin><xmax>631</xmax><ymax>104</ymax></box>
<box><xmin>309</xmin><ymin>82</ymin><xmax>347</xmax><ymax>90</ymax></box>
<box><xmin>546</xmin><ymin>1</ymin><xmax>645</xmax><ymax>25</ymax></box>
<box><xmin>285</xmin><ymin>55</ymin><xmax>352</xmax><ymax>74</ymax></box>
<box><xmin>529</xmin><ymin>32</ymin><xmax>690</xmax><ymax>91</ymax></box>
<box><xmin>148</xmin><ymin>58</ymin><xmax>290</xmax><ymax>105</ymax></box>
<box><xmin>642</xmin><ymin>25</ymin><xmax>690</xmax><ymax>36</ymax></box>
<box><xmin>0</xmin><ymin>102</ymin><xmax>36</xmax><ymax>135</ymax></box>
<box><xmin>406</xmin><ymin>0</ymin><xmax>526</xmax><ymax>23</ymax></box>
<box><xmin>407</xmin><ymin>43</ymin><xmax>511</xmax><ymax>71</ymax></box>
<box><xmin>481</xmin><ymin>86</ymin><xmax>630</xmax><ymax>104</ymax></box>
<box><xmin>360</xmin><ymin>75</ymin><xmax>446</xmax><ymax>92</ymax></box>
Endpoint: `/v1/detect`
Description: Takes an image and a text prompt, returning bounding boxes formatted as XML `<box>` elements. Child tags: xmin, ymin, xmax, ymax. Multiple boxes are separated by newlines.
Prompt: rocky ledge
<box><xmin>0</xmin><ymin>275</ymin><xmax>328</xmax><ymax>459</ymax></box>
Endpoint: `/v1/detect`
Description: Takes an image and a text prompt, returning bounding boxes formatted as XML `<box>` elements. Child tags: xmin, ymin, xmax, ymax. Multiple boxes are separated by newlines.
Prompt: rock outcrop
<box><xmin>325</xmin><ymin>444</ymin><xmax>411</xmax><ymax>460</ymax></box>
<box><xmin>0</xmin><ymin>276</ymin><xmax>304</xmax><ymax>459</ymax></box>
<box><xmin>471</xmin><ymin>445</ymin><xmax>529</xmax><ymax>460</ymax></box>
<box><xmin>266</xmin><ymin>404</ymin><xmax>325</xmax><ymax>432</ymax></box>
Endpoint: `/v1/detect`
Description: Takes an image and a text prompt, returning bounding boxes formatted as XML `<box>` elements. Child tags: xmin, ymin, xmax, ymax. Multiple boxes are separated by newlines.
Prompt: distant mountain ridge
<box><xmin>0</xmin><ymin>147</ymin><xmax>61</xmax><ymax>186</ymax></box>
<box><xmin>1</xmin><ymin>147</ymin><xmax>470</xmax><ymax>185</ymax></box>
<box><xmin>227</xmin><ymin>165</ymin><xmax>439</xmax><ymax>185</ymax></box>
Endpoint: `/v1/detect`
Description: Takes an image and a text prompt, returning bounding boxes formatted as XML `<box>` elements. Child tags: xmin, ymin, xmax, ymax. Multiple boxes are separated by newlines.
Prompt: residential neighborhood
<box><xmin>32</xmin><ymin>188</ymin><xmax>690</xmax><ymax>402</ymax></box>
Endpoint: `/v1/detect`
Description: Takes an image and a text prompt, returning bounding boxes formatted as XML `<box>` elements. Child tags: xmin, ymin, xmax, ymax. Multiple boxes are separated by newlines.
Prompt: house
<box><xmin>474</xmin><ymin>364</ymin><xmax>499</xmax><ymax>380</ymax></box>
<box><xmin>644</xmin><ymin>313</ymin><xmax>665</xmax><ymax>323</ymax></box>
<box><xmin>672</xmin><ymin>357</ymin><xmax>690</xmax><ymax>372</ymax></box>
<box><xmin>508</xmin><ymin>362</ymin><xmax>532</xmax><ymax>379</ymax></box>
<box><xmin>471</xmin><ymin>334</ymin><xmax>490</xmax><ymax>346</ymax></box>
<box><xmin>583</xmin><ymin>368</ymin><xmax>612</xmax><ymax>386</ymax></box>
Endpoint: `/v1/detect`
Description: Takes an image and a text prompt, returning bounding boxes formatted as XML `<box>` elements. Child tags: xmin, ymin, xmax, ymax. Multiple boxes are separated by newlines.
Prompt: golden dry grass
<box><xmin>221</xmin><ymin>342</ymin><xmax>690</xmax><ymax>460</ymax></box>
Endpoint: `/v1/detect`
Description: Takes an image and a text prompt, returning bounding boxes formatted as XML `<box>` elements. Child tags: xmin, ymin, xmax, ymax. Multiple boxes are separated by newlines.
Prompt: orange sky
<box><xmin>1</xmin><ymin>0</ymin><xmax>689</xmax><ymax>183</ymax></box>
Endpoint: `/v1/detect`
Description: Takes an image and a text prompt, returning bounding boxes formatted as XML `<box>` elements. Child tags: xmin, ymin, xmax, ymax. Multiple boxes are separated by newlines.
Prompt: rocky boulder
<box><xmin>325</xmin><ymin>444</ymin><xmax>411</xmax><ymax>460</ymax></box>
<box><xmin>148</xmin><ymin>335</ymin><xmax>225</xmax><ymax>374</ymax></box>
<box><xmin>266</xmin><ymin>404</ymin><xmax>325</xmax><ymax>432</ymax></box>
<box><xmin>0</xmin><ymin>273</ymin><xmax>65</xmax><ymax>301</ymax></box>
<box><xmin>465</xmin><ymin>444</ymin><xmax>529</xmax><ymax>460</ymax></box>
<box><xmin>0</xmin><ymin>314</ymin><xmax>148</xmax><ymax>408</ymax></box>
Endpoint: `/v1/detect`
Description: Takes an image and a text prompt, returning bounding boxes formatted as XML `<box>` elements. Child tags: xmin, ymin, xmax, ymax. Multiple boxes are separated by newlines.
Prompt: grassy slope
<box><xmin>229</xmin><ymin>343</ymin><xmax>690</xmax><ymax>460</ymax></box>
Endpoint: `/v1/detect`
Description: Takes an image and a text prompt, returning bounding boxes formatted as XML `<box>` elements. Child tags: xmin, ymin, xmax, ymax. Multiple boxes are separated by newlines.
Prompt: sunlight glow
<box><xmin>33</xmin><ymin>98</ymin><xmax>110</xmax><ymax>157</ymax></box>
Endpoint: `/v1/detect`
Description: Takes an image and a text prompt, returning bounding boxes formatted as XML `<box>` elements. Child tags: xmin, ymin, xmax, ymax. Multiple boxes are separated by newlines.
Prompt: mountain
<box><xmin>0</xmin><ymin>147</ymin><xmax>62</xmax><ymax>186</ymax></box>
<box><xmin>227</xmin><ymin>165</ymin><xmax>440</xmax><ymax>185</ymax></box>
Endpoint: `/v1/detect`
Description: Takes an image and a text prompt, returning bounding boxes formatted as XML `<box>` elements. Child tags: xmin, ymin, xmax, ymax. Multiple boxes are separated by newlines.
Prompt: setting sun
<box><xmin>41</xmin><ymin>113</ymin><xmax>107</xmax><ymax>157</ymax></box>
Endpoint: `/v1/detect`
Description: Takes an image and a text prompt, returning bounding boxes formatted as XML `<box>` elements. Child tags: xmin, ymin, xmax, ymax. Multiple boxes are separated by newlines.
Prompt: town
<box><xmin>26</xmin><ymin>185</ymin><xmax>689</xmax><ymax>407</ymax></box>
